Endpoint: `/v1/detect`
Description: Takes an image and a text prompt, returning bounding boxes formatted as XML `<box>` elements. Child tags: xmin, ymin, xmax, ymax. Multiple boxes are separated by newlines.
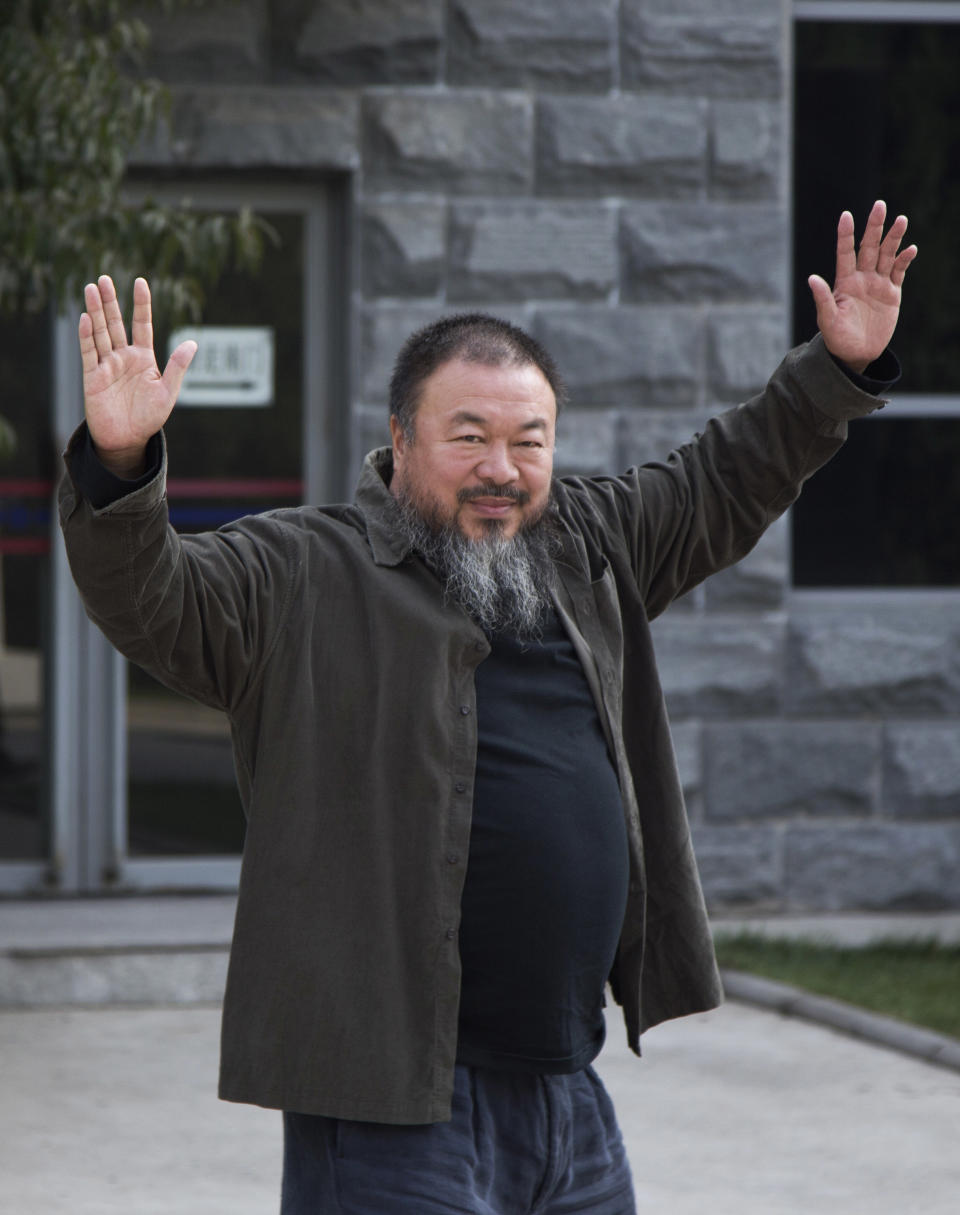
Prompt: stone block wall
<box><xmin>137</xmin><ymin>0</ymin><xmax>960</xmax><ymax>913</ymax></box>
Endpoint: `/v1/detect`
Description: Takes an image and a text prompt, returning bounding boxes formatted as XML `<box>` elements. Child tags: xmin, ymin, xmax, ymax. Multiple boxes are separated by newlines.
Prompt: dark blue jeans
<box><xmin>281</xmin><ymin>1063</ymin><xmax>636</xmax><ymax>1214</ymax></box>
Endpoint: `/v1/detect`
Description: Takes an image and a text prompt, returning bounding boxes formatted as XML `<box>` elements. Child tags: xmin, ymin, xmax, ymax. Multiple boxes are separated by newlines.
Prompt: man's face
<box><xmin>389</xmin><ymin>358</ymin><xmax>557</xmax><ymax>543</ymax></box>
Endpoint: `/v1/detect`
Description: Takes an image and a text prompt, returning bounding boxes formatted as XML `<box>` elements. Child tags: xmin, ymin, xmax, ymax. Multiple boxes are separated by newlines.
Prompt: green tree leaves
<box><xmin>0</xmin><ymin>0</ymin><xmax>266</xmax><ymax>326</ymax></box>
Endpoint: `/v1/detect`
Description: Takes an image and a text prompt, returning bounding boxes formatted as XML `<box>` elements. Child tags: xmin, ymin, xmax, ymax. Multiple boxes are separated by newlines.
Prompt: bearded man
<box><xmin>60</xmin><ymin>202</ymin><xmax>915</xmax><ymax>1214</ymax></box>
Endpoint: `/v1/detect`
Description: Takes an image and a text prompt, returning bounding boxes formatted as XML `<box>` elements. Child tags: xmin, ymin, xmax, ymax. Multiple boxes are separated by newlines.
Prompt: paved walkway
<box><xmin>2</xmin><ymin>998</ymin><xmax>959</xmax><ymax>1214</ymax></box>
<box><xmin>2</xmin><ymin>902</ymin><xmax>959</xmax><ymax>1212</ymax></box>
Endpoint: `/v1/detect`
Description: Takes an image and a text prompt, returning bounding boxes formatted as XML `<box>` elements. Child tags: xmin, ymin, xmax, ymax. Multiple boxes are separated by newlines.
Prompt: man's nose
<box><xmin>474</xmin><ymin>442</ymin><xmax>518</xmax><ymax>484</ymax></box>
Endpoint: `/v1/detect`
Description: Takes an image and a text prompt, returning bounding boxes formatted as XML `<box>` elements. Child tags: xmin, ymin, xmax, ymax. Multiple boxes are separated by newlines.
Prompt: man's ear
<box><xmin>389</xmin><ymin>414</ymin><xmax>407</xmax><ymax>469</ymax></box>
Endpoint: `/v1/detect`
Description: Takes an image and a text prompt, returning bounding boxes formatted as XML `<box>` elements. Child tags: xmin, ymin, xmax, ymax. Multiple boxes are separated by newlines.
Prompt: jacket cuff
<box><xmin>787</xmin><ymin>333</ymin><xmax>897</xmax><ymax>422</ymax></box>
<box><xmin>64</xmin><ymin>423</ymin><xmax>164</xmax><ymax>511</ymax></box>
<box><xmin>828</xmin><ymin>346</ymin><xmax>901</xmax><ymax>396</ymax></box>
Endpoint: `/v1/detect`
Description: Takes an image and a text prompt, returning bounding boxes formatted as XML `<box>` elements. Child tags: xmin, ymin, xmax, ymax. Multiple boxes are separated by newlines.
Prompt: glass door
<box><xmin>111</xmin><ymin>178</ymin><xmax>345</xmax><ymax>890</ymax></box>
<box><xmin>0</xmin><ymin>181</ymin><xmax>342</xmax><ymax>893</ymax></box>
<box><xmin>124</xmin><ymin>206</ymin><xmax>307</xmax><ymax>874</ymax></box>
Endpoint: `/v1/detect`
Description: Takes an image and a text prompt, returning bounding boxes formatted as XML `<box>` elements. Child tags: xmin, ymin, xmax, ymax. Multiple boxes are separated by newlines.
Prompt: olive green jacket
<box><xmin>59</xmin><ymin>334</ymin><xmax>886</xmax><ymax>1124</ymax></box>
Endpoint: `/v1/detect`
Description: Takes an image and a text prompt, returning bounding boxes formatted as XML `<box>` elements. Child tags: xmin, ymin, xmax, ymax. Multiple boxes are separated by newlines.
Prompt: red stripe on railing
<box><xmin>166</xmin><ymin>479</ymin><xmax>303</xmax><ymax>498</ymax></box>
<box><xmin>0</xmin><ymin>479</ymin><xmax>54</xmax><ymax>497</ymax></box>
<box><xmin>0</xmin><ymin>538</ymin><xmax>50</xmax><ymax>555</ymax></box>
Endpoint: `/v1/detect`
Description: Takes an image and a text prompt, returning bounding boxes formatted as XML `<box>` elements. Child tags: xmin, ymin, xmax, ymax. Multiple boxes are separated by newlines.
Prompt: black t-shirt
<box><xmin>456</xmin><ymin>608</ymin><xmax>630</xmax><ymax>1073</ymax></box>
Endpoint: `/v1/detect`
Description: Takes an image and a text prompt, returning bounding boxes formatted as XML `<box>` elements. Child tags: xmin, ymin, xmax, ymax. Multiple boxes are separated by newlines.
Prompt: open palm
<box><xmin>808</xmin><ymin>201</ymin><xmax>917</xmax><ymax>373</ymax></box>
<box><xmin>79</xmin><ymin>276</ymin><xmax>196</xmax><ymax>476</ymax></box>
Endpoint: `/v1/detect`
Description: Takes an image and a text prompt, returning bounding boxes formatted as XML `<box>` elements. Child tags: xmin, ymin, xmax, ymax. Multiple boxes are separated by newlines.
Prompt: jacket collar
<box><xmin>354</xmin><ymin>447</ymin><xmax>414</xmax><ymax>567</ymax></box>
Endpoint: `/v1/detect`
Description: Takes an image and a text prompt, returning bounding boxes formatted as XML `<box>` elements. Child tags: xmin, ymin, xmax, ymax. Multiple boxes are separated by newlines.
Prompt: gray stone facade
<box><xmin>136</xmin><ymin>2</ymin><xmax>960</xmax><ymax>913</ymax></box>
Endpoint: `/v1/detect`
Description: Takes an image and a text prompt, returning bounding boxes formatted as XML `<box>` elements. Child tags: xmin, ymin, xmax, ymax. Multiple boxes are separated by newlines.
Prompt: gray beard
<box><xmin>395</xmin><ymin>491</ymin><xmax>562</xmax><ymax>640</ymax></box>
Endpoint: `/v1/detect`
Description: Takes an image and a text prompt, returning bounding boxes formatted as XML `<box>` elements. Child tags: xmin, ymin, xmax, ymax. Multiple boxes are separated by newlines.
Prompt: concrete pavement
<box><xmin>2</xmin><ymin>901</ymin><xmax>960</xmax><ymax>1212</ymax></box>
<box><xmin>2</xmin><ymin>998</ymin><xmax>960</xmax><ymax>1214</ymax></box>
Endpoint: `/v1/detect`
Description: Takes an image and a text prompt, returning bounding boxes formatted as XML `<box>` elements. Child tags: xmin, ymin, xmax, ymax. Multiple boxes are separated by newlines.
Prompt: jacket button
<box><xmin>446</xmin><ymin>927</ymin><xmax>457</xmax><ymax>940</ymax></box>
<box><xmin>455</xmin><ymin>781</ymin><xmax>466</xmax><ymax>794</ymax></box>
<box><xmin>459</xmin><ymin>704</ymin><xmax>471</xmax><ymax>715</ymax></box>
<box><xmin>446</xmin><ymin>853</ymin><xmax>460</xmax><ymax>865</ymax></box>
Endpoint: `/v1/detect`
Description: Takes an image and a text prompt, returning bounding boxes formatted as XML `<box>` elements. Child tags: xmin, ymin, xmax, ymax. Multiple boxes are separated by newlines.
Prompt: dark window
<box><xmin>793</xmin><ymin>19</ymin><xmax>960</xmax><ymax>587</ymax></box>
<box><xmin>793</xmin><ymin>417</ymin><xmax>960</xmax><ymax>587</ymax></box>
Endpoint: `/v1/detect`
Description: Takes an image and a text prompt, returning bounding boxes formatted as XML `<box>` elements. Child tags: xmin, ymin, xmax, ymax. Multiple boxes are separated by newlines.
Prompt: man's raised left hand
<box><xmin>807</xmin><ymin>200</ymin><xmax>918</xmax><ymax>374</ymax></box>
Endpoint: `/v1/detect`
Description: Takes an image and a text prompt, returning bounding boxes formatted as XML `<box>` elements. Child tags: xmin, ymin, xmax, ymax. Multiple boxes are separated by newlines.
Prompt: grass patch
<box><xmin>713</xmin><ymin>934</ymin><xmax>960</xmax><ymax>1040</ymax></box>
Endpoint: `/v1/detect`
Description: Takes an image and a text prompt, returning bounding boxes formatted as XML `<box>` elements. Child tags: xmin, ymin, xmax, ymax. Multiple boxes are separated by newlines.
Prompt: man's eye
<box><xmin>518</xmin><ymin>440</ymin><xmax>543</xmax><ymax>449</ymax></box>
<box><xmin>456</xmin><ymin>434</ymin><xmax>482</xmax><ymax>443</ymax></box>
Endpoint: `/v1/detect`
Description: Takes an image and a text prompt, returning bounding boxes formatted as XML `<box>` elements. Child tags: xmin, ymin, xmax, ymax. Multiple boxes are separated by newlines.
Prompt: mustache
<box><xmin>456</xmin><ymin>482</ymin><xmax>531</xmax><ymax>507</ymax></box>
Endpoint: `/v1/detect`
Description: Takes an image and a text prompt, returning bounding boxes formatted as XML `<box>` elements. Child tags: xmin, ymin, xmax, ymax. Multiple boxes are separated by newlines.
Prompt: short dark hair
<box><xmin>388</xmin><ymin>313</ymin><xmax>567</xmax><ymax>440</ymax></box>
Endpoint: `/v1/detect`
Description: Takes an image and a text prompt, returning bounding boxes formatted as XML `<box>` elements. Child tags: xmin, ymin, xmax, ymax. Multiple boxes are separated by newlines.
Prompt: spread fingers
<box><xmin>890</xmin><ymin>242</ymin><xmax>918</xmax><ymax>288</ymax></box>
<box><xmin>876</xmin><ymin>214</ymin><xmax>909</xmax><ymax>278</ymax></box>
<box><xmin>83</xmin><ymin>278</ymin><xmax>124</xmax><ymax>360</ymax></box>
<box><xmin>77</xmin><ymin>311</ymin><xmax>100</xmax><ymax>375</ymax></box>
<box><xmin>130</xmin><ymin>277</ymin><xmax>154</xmax><ymax>350</ymax></box>
<box><xmin>855</xmin><ymin>200</ymin><xmax>887</xmax><ymax>274</ymax></box>
<box><xmin>98</xmin><ymin>275</ymin><xmax>128</xmax><ymax>350</ymax></box>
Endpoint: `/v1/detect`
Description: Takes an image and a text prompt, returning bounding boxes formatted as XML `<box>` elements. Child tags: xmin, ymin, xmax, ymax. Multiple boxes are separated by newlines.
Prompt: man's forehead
<box><xmin>419</xmin><ymin>357</ymin><xmax>557</xmax><ymax>421</ymax></box>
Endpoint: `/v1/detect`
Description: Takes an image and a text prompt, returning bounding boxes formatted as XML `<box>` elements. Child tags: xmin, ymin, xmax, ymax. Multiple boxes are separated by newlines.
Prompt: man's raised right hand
<box><xmin>79</xmin><ymin>275</ymin><xmax>197</xmax><ymax>478</ymax></box>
